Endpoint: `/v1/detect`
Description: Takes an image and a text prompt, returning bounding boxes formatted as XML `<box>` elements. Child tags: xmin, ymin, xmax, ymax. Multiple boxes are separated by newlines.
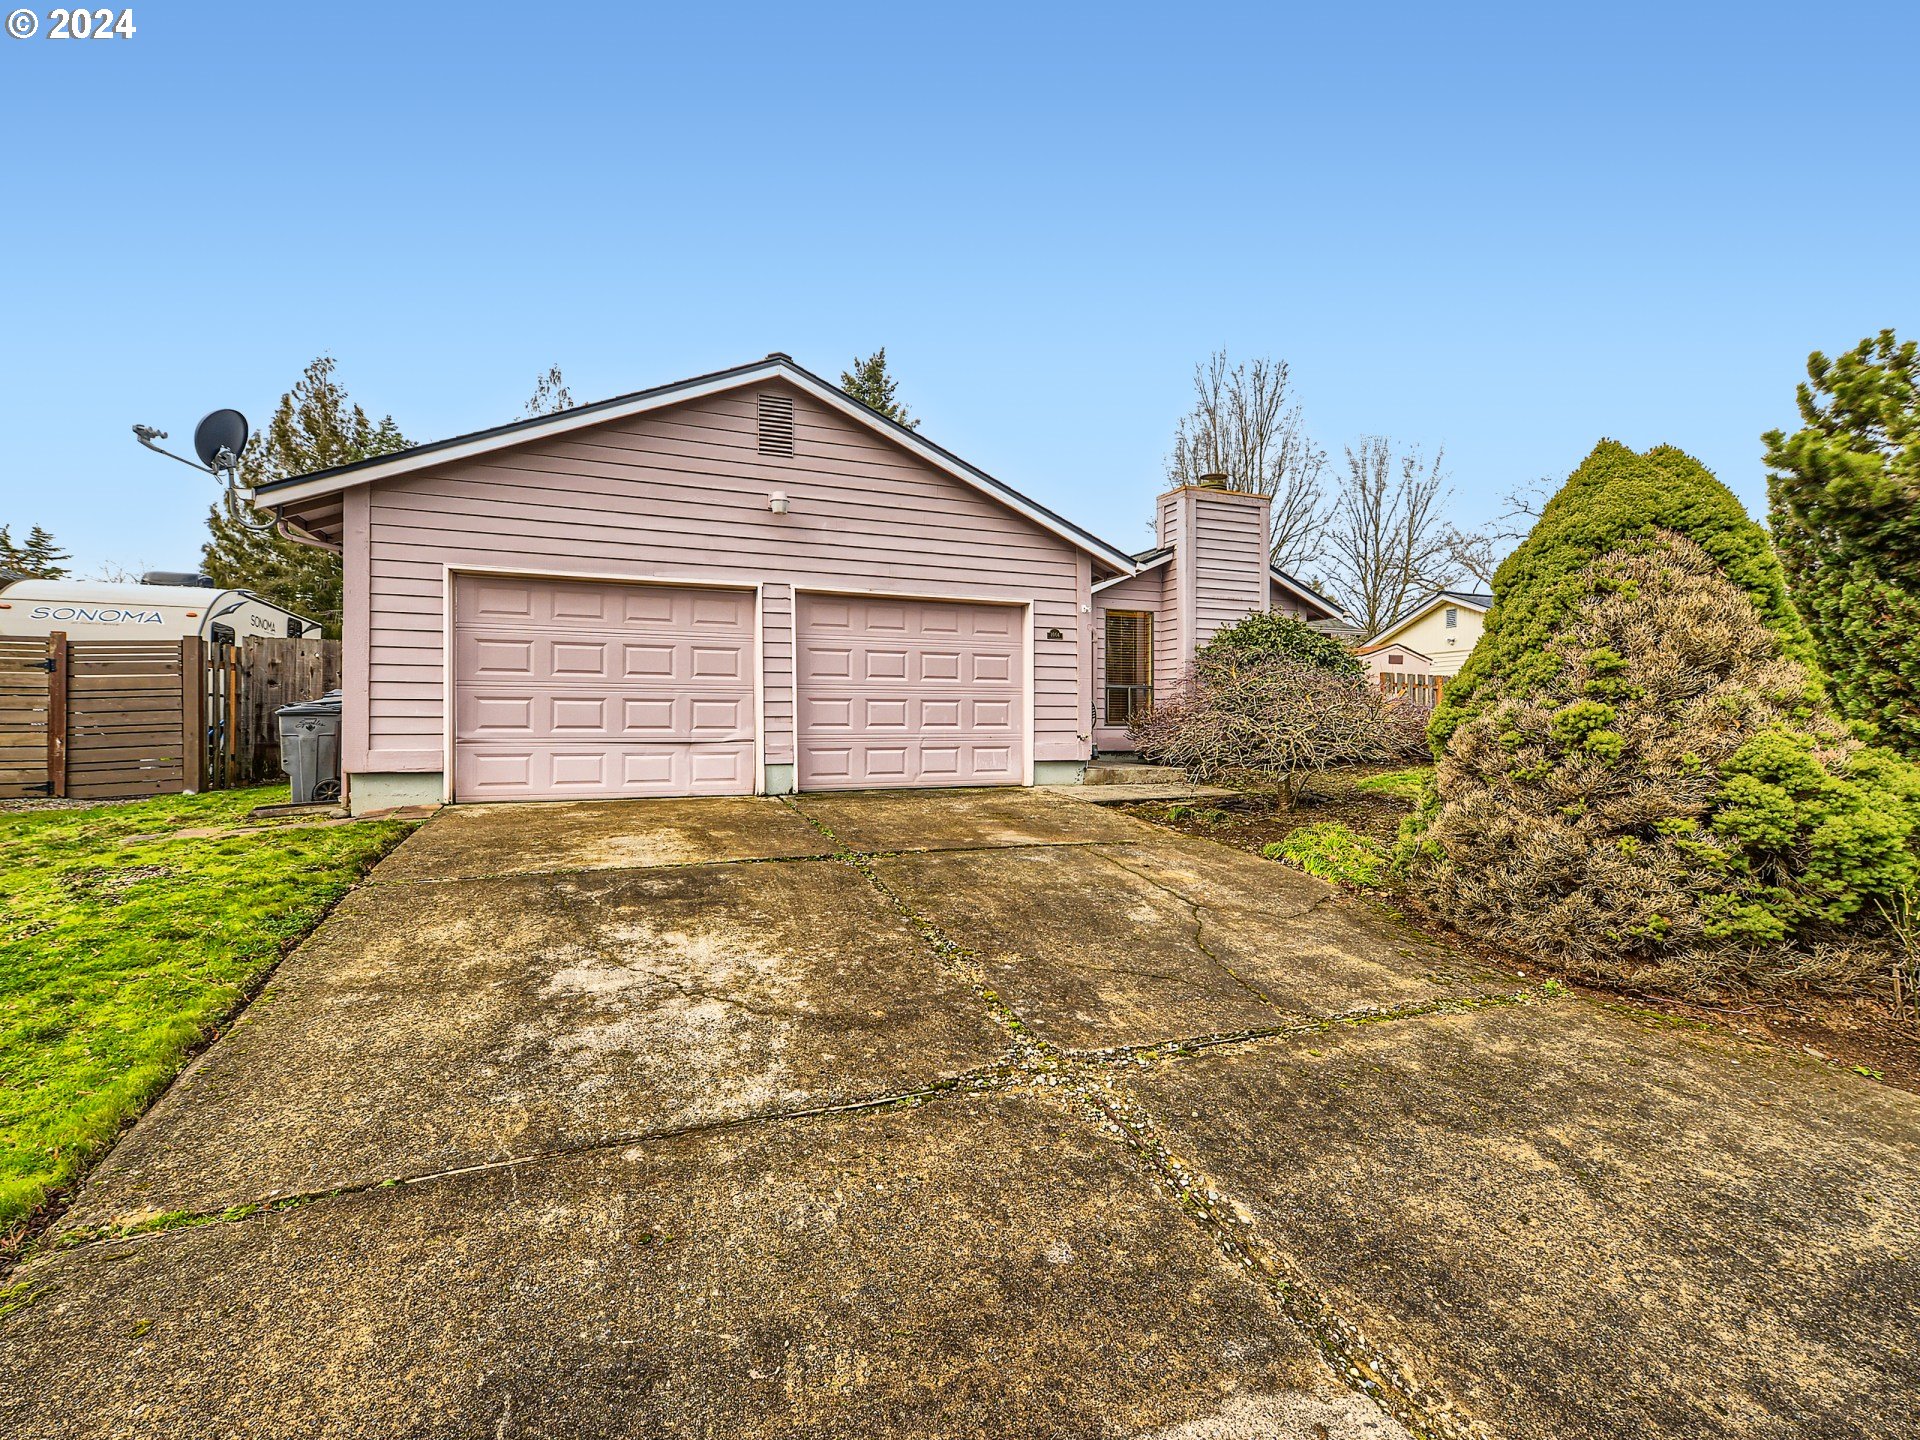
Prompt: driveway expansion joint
<box><xmin>36</xmin><ymin>1071</ymin><xmax>1032</xmax><ymax>1261</ymax></box>
<box><xmin>779</xmin><ymin>794</ymin><xmax>1498</xmax><ymax>1440</ymax></box>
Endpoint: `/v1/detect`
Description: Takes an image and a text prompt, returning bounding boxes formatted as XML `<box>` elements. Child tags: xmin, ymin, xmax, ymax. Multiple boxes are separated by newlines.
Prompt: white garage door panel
<box><xmin>452</xmin><ymin>575</ymin><xmax>755</xmax><ymax>802</ymax></box>
<box><xmin>795</xmin><ymin>594</ymin><xmax>1026</xmax><ymax>791</ymax></box>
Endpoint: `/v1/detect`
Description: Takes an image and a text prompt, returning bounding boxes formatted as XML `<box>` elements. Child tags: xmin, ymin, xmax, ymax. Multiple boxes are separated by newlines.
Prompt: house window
<box><xmin>1444</xmin><ymin>607</ymin><xmax>1459</xmax><ymax>628</ymax></box>
<box><xmin>1104</xmin><ymin>611</ymin><xmax>1152</xmax><ymax>726</ymax></box>
<box><xmin>1388</xmin><ymin>651</ymin><xmax>1404</xmax><ymax>665</ymax></box>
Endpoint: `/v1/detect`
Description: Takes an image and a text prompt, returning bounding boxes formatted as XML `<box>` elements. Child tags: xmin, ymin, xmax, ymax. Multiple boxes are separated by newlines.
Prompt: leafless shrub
<box><xmin>1372</xmin><ymin>698</ymin><xmax>1435</xmax><ymax>761</ymax></box>
<box><xmin>1130</xmin><ymin>654</ymin><xmax>1409</xmax><ymax>803</ymax></box>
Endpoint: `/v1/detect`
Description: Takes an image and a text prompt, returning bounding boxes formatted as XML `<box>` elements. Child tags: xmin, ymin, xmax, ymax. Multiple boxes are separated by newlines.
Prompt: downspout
<box><xmin>273</xmin><ymin>505</ymin><xmax>343</xmax><ymax>555</ymax></box>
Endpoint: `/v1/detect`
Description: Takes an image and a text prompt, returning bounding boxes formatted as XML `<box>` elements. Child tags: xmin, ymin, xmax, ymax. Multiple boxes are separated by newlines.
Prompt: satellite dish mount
<box><xmin>132</xmin><ymin>408</ymin><xmax>272</xmax><ymax>532</ymax></box>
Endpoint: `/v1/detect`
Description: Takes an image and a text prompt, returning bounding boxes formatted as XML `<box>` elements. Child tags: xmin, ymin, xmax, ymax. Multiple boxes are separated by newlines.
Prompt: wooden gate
<box><xmin>204</xmin><ymin>636</ymin><xmax>343</xmax><ymax>788</ymax></box>
<box><xmin>0</xmin><ymin>634</ymin><xmax>341</xmax><ymax>800</ymax></box>
<box><xmin>0</xmin><ymin>636</ymin><xmax>54</xmax><ymax>799</ymax></box>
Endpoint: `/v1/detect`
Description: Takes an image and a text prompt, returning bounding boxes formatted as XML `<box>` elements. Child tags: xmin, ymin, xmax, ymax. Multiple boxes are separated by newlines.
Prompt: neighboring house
<box><xmin>1355</xmin><ymin>639</ymin><xmax>1444</xmax><ymax>710</ymax></box>
<box><xmin>252</xmin><ymin>354</ymin><xmax>1345</xmax><ymax>810</ymax></box>
<box><xmin>1355</xmin><ymin>640</ymin><xmax>1436</xmax><ymax>680</ymax></box>
<box><xmin>1365</xmin><ymin>590</ymin><xmax>1492</xmax><ymax>677</ymax></box>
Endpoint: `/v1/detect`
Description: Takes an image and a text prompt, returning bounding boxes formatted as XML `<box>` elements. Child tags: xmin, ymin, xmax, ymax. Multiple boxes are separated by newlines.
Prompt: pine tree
<box><xmin>839</xmin><ymin>349</ymin><xmax>918</xmax><ymax>429</ymax></box>
<box><xmin>1764</xmin><ymin>330</ymin><xmax>1920</xmax><ymax>758</ymax></box>
<box><xmin>0</xmin><ymin>525</ymin><xmax>71</xmax><ymax>578</ymax></box>
<box><xmin>202</xmin><ymin>356</ymin><xmax>410</xmax><ymax>636</ymax></box>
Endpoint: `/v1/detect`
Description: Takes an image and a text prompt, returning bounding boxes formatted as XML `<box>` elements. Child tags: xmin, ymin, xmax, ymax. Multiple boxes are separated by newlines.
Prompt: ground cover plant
<box><xmin>0</xmin><ymin>788</ymin><xmax>411</xmax><ymax>1244</ymax></box>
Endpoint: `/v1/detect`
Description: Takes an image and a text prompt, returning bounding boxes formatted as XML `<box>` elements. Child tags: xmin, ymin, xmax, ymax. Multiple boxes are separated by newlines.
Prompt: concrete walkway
<box><xmin>3</xmin><ymin>789</ymin><xmax>1915</xmax><ymax>1440</ymax></box>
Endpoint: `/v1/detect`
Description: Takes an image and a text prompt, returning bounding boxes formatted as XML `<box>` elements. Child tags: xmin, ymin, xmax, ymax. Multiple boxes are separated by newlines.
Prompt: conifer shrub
<box><xmin>1199</xmin><ymin>611</ymin><xmax>1365</xmax><ymax>680</ymax></box>
<box><xmin>1429</xmin><ymin>440</ymin><xmax>1815</xmax><ymax>750</ymax></box>
<box><xmin>1409</xmin><ymin>531</ymin><xmax>1920</xmax><ymax>994</ymax></box>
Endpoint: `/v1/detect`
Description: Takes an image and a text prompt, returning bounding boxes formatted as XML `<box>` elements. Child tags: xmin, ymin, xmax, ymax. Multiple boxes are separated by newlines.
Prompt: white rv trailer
<box><xmin>0</xmin><ymin>580</ymin><xmax>318</xmax><ymax>642</ymax></box>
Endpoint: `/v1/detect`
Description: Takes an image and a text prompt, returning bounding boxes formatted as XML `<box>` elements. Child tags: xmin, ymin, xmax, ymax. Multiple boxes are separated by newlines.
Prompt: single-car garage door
<box><xmin>452</xmin><ymin>574</ymin><xmax>755</xmax><ymax>801</ymax></box>
<box><xmin>795</xmin><ymin>593</ymin><xmax>1025</xmax><ymax>790</ymax></box>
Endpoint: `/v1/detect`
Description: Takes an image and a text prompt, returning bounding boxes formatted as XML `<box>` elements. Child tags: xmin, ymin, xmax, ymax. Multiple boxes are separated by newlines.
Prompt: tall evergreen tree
<box><xmin>202</xmin><ymin>356</ymin><xmax>410</xmax><ymax>636</ymax></box>
<box><xmin>839</xmin><ymin>348</ymin><xmax>918</xmax><ymax>429</ymax></box>
<box><xmin>0</xmin><ymin>525</ymin><xmax>70</xmax><ymax>578</ymax></box>
<box><xmin>1764</xmin><ymin>329</ymin><xmax>1920</xmax><ymax>758</ymax></box>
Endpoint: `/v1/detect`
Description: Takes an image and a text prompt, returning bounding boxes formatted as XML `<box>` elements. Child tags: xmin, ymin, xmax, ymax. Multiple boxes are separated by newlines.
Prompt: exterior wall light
<box><xmin>768</xmin><ymin>491</ymin><xmax>790</xmax><ymax>515</ymax></box>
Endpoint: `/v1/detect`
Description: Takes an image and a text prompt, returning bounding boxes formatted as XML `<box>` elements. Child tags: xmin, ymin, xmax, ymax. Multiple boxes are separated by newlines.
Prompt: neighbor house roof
<box><xmin>1355</xmin><ymin>640</ymin><xmax>1435</xmax><ymax>662</ymax></box>
<box><xmin>250</xmin><ymin>353</ymin><xmax>1138</xmax><ymax>574</ymax></box>
<box><xmin>1373</xmin><ymin>588</ymin><xmax>1494</xmax><ymax>642</ymax></box>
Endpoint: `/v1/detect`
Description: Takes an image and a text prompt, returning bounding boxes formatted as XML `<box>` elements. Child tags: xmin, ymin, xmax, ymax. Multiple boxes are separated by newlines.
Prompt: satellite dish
<box><xmin>193</xmin><ymin>409</ymin><xmax>249</xmax><ymax>472</ymax></box>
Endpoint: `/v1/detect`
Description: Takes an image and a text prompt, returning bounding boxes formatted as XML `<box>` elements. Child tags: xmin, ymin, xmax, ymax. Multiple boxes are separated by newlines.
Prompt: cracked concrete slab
<box><xmin>876</xmin><ymin>843</ymin><xmax>1485</xmax><ymax>1051</ymax></box>
<box><xmin>2</xmin><ymin>1093</ymin><xmax>1405</xmax><ymax>1440</ymax></box>
<box><xmin>791</xmin><ymin>786</ymin><xmax>1155</xmax><ymax>854</ymax></box>
<box><xmin>874</xmin><ymin>845</ymin><xmax>1288</xmax><ymax>1049</ymax></box>
<box><xmin>59</xmin><ymin>858</ymin><xmax>1007</xmax><ymax>1232</ymax></box>
<box><xmin>371</xmin><ymin>796</ymin><xmax>834</xmax><ymax>881</ymax></box>
<box><xmin>1093</xmin><ymin>840</ymin><xmax>1504</xmax><ymax>1007</ymax></box>
<box><xmin>1119</xmin><ymin>998</ymin><xmax>1920</xmax><ymax>1440</ymax></box>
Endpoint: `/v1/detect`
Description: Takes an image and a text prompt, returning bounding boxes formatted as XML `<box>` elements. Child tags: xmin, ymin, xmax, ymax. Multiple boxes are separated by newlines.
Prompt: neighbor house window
<box><xmin>1104</xmin><ymin>611</ymin><xmax>1152</xmax><ymax>726</ymax></box>
<box><xmin>1444</xmin><ymin>607</ymin><xmax>1459</xmax><ymax>628</ymax></box>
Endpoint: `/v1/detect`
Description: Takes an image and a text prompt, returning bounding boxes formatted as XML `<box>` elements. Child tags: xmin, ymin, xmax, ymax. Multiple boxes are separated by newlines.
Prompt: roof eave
<box><xmin>250</xmin><ymin>356</ymin><xmax>1137</xmax><ymax>574</ymax></box>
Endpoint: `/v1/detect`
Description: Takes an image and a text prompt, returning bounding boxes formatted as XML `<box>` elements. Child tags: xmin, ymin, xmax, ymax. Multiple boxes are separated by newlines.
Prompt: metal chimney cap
<box><xmin>1197</xmin><ymin>472</ymin><xmax>1232</xmax><ymax>489</ymax></box>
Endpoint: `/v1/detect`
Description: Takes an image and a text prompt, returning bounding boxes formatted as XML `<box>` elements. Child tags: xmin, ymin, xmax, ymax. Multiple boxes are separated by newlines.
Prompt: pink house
<box><xmin>254</xmin><ymin>354</ymin><xmax>1346</xmax><ymax>810</ymax></box>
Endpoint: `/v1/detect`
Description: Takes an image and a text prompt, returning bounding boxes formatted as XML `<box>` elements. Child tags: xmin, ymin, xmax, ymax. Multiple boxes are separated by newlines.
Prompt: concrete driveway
<box><xmin>4</xmin><ymin>789</ymin><xmax>1915</xmax><ymax>1440</ymax></box>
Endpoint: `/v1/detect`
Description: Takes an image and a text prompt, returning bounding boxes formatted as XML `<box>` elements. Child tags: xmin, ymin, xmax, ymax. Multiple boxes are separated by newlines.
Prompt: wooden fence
<box><xmin>1378</xmin><ymin>671</ymin><xmax>1446</xmax><ymax>710</ymax></box>
<box><xmin>0</xmin><ymin>634</ymin><xmax>341</xmax><ymax>800</ymax></box>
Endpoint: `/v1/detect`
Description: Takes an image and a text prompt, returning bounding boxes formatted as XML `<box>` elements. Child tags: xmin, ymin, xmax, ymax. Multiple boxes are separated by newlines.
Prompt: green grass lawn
<box><xmin>0</xmin><ymin>788</ymin><xmax>412</xmax><ymax>1243</ymax></box>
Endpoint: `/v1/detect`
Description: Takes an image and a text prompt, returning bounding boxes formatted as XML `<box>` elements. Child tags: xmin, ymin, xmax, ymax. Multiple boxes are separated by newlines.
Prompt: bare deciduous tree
<box><xmin>1167</xmin><ymin>351</ymin><xmax>1328</xmax><ymax>570</ymax></box>
<box><xmin>526</xmin><ymin>365</ymin><xmax>575</xmax><ymax>417</ymax></box>
<box><xmin>1323</xmin><ymin>437</ymin><xmax>1459</xmax><ymax>637</ymax></box>
<box><xmin>89</xmin><ymin>559</ymin><xmax>155</xmax><ymax>583</ymax></box>
<box><xmin>1442</xmin><ymin>475</ymin><xmax>1556</xmax><ymax>587</ymax></box>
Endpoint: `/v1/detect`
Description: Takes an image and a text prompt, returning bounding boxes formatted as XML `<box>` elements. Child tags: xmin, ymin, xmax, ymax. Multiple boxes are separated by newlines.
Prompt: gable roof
<box><xmin>1355</xmin><ymin>640</ymin><xmax>1435</xmax><ymax>662</ymax></box>
<box><xmin>1269</xmin><ymin>564</ymin><xmax>1348</xmax><ymax>621</ymax></box>
<box><xmin>1092</xmin><ymin>547</ymin><xmax>1171</xmax><ymax>593</ymax></box>
<box><xmin>1373</xmin><ymin>588</ymin><xmax>1494</xmax><ymax>641</ymax></box>
<box><xmin>250</xmin><ymin>353</ymin><xmax>1137</xmax><ymax>574</ymax></box>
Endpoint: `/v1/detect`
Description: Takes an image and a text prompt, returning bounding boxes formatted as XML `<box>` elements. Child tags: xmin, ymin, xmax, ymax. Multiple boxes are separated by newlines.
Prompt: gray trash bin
<box><xmin>278</xmin><ymin>690</ymin><xmax>344</xmax><ymax>804</ymax></box>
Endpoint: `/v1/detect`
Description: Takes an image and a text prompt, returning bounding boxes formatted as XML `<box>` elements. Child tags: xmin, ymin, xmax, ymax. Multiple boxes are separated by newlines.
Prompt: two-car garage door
<box><xmin>451</xmin><ymin>575</ymin><xmax>1026</xmax><ymax>800</ymax></box>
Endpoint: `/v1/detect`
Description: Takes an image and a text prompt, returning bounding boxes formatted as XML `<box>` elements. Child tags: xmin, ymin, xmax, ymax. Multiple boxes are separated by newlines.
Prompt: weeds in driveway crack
<box><xmin>777</xmin><ymin>794</ymin><xmax>1519</xmax><ymax>1440</ymax></box>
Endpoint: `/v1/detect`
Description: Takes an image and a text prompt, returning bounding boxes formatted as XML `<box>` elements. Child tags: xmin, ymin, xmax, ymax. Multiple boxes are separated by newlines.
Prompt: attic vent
<box><xmin>757</xmin><ymin>394</ymin><xmax>795</xmax><ymax>457</ymax></box>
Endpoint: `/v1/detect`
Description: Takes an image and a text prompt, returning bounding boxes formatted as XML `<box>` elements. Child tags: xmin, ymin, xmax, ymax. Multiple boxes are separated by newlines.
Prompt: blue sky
<box><xmin>3</xmin><ymin>1</ymin><xmax>1914</xmax><ymax>575</ymax></box>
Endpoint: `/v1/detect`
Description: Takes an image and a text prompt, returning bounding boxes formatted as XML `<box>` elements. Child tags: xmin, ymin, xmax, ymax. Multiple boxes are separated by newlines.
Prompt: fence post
<box><xmin>181</xmin><ymin>637</ymin><xmax>205</xmax><ymax>793</ymax></box>
<box><xmin>46</xmin><ymin>631</ymin><xmax>68</xmax><ymax>798</ymax></box>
